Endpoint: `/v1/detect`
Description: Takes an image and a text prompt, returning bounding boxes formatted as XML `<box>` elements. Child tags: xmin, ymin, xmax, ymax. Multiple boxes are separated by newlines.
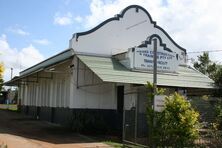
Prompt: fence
<box><xmin>122</xmin><ymin>86</ymin><xmax>222</xmax><ymax>147</ymax></box>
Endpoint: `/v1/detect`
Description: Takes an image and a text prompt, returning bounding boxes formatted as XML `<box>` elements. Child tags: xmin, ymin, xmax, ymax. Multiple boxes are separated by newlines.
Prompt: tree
<box><xmin>0</xmin><ymin>62</ymin><xmax>4</xmax><ymax>91</ymax></box>
<box><xmin>193</xmin><ymin>52</ymin><xmax>222</xmax><ymax>90</ymax></box>
<box><xmin>193</xmin><ymin>52</ymin><xmax>222</xmax><ymax>144</ymax></box>
<box><xmin>214</xmin><ymin>66</ymin><xmax>222</xmax><ymax>87</ymax></box>
<box><xmin>193</xmin><ymin>52</ymin><xmax>217</xmax><ymax>80</ymax></box>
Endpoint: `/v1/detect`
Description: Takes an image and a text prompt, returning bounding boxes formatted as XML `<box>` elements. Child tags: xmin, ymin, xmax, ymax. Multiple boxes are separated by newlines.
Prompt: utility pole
<box><xmin>11</xmin><ymin>68</ymin><xmax>13</xmax><ymax>79</ymax></box>
<box><xmin>152</xmin><ymin>38</ymin><xmax>157</xmax><ymax>148</ymax></box>
<box><xmin>153</xmin><ymin>39</ymin><xmax>157</xmax><ymax>95</ymax></box>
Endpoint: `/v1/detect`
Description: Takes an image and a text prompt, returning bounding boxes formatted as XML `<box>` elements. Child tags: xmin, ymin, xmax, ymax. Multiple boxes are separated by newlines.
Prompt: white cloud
<box><xmin>0</xmin><ymin>34</ymin><xmax>44</xmax><ymax>81</ymax></box>
<box><xmin>53</xmin><ymin>12</ymin><xmax>83</xmax><ymax>25</ymax></box>
<box><xmin>54</xmin><ymin>12</ymin><xmax>73</xmax><ymax>26</ymax></box>
<box><xmin>8</xmin><ymin>27</ymin><xmax>29</xmax><ymax>36</ymax></box>
<box><xmin>83</xmin><ymin>0</ymin><xmax>161</xmax><ymax>29</ymax></box>
<box><xmin>79</xmin><ymin>0</ymin><xmax>222</xmax><ymax>63</ymax></box>
<box><xmin>74</xmin><ymin>16</ymin><xmax>83</xmax><ymax>23</ymax></box>
<box><xmin>33</xmin><ymin>39</ymin><xmax>51</xmax><ymax>45</ymax></box>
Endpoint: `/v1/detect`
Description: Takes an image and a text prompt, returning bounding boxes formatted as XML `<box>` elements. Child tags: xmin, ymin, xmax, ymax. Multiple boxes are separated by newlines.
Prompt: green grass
<box><xmin>104</xmin><ymin>141</ymin><xmax>144</xmax><ymax>148</ymax></box>
<box><xmin>0</xmin><ymin>104</ymin><xmax>18</xmax><ymax>111</ymax></box>
<box><xmin>104</xmin><ymin>141</ymin><xmax>123</xmax><ymax>148</ymax></box>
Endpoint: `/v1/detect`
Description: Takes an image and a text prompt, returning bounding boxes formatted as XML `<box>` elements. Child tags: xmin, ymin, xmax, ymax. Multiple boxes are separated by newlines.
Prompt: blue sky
<box><xmin>0</xmin><ymin>0</ymin><xmax>90</xmax><ymax>56</ymax></box>
<box><xmin>1</xmin><ymin>0</ymin><xmax>222</xmax><ymax>81</ymax></box>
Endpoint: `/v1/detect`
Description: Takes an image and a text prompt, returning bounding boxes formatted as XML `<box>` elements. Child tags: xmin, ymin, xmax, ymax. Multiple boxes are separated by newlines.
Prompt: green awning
<box><xmin>77</xmin><ymin>55</ymin><xmax>215</xmax><ymax>89</ymax></box>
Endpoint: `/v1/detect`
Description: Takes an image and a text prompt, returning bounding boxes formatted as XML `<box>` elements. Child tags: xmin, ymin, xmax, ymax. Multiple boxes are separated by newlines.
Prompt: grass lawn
<box><xmin>0</xmin><ymin>104</ymin><xmax>18</xmax><ymax>111</ymax></box>
<box><xmin>104</xmin><ymin>141</ymin><xmax>123</xmax><ymax>148</ymax></box>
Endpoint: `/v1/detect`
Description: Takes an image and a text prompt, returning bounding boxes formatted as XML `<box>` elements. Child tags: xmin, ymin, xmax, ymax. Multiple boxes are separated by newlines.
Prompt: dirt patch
<box><xmin>0</xmin><ymin>110</ymin><xmax>111</xmax><ymax>148</ymax></box>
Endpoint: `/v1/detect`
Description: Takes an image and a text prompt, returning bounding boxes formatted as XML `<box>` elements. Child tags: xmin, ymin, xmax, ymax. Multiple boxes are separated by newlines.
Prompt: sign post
<box><xmin>153</xmin><ymin>38</ymin><xmax>157</xmax><ymax>98</ymax></box>
<box><xmin>152</xmin><ymin>38</ymin><xmax>157</xmax><ymax>148</ymax></box>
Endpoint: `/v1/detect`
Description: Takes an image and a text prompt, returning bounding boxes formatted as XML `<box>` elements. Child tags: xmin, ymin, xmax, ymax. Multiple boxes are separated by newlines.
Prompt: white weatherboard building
<box><xmin>6</xmin><ymin>5</ymin><xmax>214</xmax><ymax>144</ymax></box>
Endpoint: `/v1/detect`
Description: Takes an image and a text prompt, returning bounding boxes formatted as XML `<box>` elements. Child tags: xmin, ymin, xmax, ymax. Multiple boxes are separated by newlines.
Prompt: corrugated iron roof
<box><xmin>77</xmin><ymin>55</ymin><xmax>215</xmax><ymax>88</ymax></box>
<box><xmin>4</xmin><ymin>49</ymin><xmax>74</xmax><ymax>86</ymax></box>
<box><xmin>20</xmin><ymin>49</ymin><xmax>74</xmax><ymax>76</ymax></box>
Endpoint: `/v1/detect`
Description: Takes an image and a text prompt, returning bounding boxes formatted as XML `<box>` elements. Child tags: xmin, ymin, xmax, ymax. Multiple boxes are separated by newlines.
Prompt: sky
<box><xmin>0</xmin><ymin>0</ymin><xmax>222</xmax><ymax>81</ymax></box>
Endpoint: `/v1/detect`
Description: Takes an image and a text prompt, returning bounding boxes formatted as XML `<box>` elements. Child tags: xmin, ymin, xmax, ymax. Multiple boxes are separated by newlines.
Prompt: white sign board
<box><xmin>134</xmin><ymin>47</ymin><xmax>178</xmax><ymax>73</ymax></box>
<box><xmin>154</xmin><ymin>95</ymin><xmax>166</xmax><ymax>112</ymax></box>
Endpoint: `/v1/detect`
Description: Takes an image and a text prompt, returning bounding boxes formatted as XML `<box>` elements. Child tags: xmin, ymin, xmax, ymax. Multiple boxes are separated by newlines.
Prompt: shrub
<box><xmin>146</xmin><ymin>82</ymin><xmax>200</xmax><ymax>147</ymax></box>
<box><xmin>162</xmin><ymin>93</ymin><xmax>199</xmax><ymax>146</ymax></box>
<box><xmin>215</xmin><ymin>101</ymin><xmax>222</xmax><ymax>130</ymax></box>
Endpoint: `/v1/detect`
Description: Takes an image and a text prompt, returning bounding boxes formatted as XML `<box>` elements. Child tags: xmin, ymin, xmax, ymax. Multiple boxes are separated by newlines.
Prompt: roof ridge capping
<box><xmin>72</xmin><ymin>5</ymin><xmax>186</xmax><ymax>53</ymax></box>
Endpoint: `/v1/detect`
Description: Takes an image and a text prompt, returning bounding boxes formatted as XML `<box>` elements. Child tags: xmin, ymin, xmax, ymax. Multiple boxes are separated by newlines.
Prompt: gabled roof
<box><xmin>5</xmin><ymin>52</ymin><xmax>215</xmax><ymax>89</ymax></box>
<box><xmin>20</xmin><ymin>49</ymin><xmax>74</xmax><ymax>77</ymax></box>
<box><xmin>4</xmin><ymin>49</ymin><xmax>74</xmax><ymax>86</ymax></box>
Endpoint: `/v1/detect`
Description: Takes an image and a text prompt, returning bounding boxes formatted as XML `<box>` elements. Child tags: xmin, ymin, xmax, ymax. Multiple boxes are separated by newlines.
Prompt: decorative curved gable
<box><xmin>138</xmin><ymin>34</ymin><xmax>173</xmax><ymax>53</ymax></box>
<box><xmin>70</xmin><ymin>5</ymin><xmax>187</xmax><ymax>65</ymax></box>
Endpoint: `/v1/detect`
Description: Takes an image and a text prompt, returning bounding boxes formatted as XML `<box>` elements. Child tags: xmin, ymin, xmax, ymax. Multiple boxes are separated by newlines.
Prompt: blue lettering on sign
<box><xmin>137</xmin><ymin>50</ymin><xmax>175</xmax><ymax>59</ymax></box>
<box><xmin>135</xmin><ymin>48</ymin><xmax>177</xmax><ymax>72</ymax></box>
<box><xmin>144</xmin><ymin>59</ymin><xmax>153</xmax><ymax>63</ymax></box>
<box><xmin>144</xmin><ymin>58</ymin><xmax>168</xmax><ymax>65</ymax></box>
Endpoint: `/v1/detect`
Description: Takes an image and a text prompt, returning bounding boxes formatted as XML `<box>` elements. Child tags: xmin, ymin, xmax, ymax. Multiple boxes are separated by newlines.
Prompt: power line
<box><xmin>187</xmin><ymin>49</ymin><xmax>222</xmax><ymax>54</ymax></box>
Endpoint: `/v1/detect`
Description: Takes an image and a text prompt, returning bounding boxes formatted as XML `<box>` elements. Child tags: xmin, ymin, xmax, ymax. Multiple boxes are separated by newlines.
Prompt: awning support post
<box><xmin>76</xmin><ymin>58</ymin><xmax>79</xmax><ymax>89</ymax></box>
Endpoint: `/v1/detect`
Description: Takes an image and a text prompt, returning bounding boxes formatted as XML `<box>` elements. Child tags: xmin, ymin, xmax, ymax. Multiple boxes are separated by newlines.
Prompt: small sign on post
<box><xmin>154</xmin><ymin>95</ymin><xmax>166</xmax><ymax>112</ymax></box>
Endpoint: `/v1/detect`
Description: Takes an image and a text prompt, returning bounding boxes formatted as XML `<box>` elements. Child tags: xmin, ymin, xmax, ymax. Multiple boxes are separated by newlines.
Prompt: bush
<box><xmin>146</xmin><ymin>83</ymin><xmax>200</xmax><ymax>147</ymax></box>
<box><xmin>162</xmin><ymin>93</ymin><xmax>199</xmax><ymax>146</ymax></box>
<box><xmin>215</xmin><ymin>101</ymin><xmax>222</xmax><ymax>130</ymax></box>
